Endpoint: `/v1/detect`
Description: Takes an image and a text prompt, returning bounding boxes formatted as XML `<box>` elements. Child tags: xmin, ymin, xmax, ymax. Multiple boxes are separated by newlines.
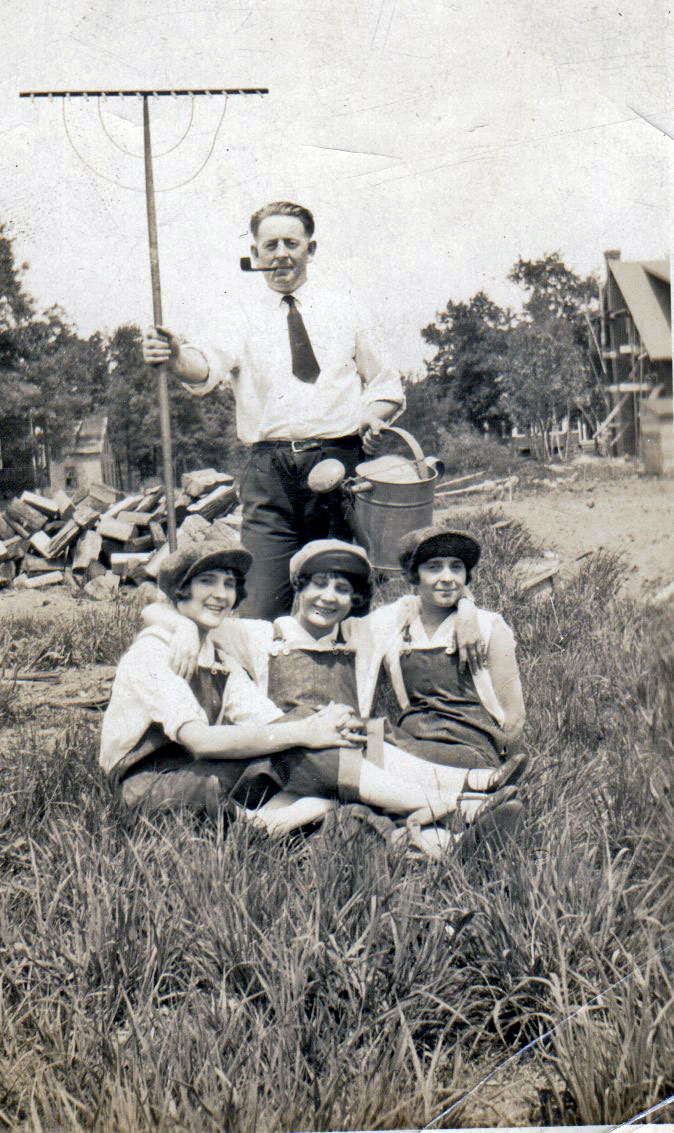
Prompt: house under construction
<box><xmin>597</xmin><ymin>251</ymin><xmax>672</xmax><ymax>475</ymax></box>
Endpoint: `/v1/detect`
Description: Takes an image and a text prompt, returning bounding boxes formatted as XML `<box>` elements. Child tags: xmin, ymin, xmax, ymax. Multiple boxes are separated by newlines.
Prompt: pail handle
<box><xmin>380</xmin><ymin>426</ymin><xmax>431</xmax><ymax>480</ymax></box>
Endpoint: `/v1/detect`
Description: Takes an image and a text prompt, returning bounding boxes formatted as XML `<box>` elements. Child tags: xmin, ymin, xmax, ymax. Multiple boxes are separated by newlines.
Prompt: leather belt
<box><xmin>251</xmin><ymin>434</ymin><xmax>361</xmax><ymax>455</ymax></box>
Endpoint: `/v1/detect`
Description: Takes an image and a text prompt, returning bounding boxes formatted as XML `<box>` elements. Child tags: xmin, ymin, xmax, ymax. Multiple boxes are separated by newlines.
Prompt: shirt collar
<box><xmin>275</xmin><ymin>615</ymin><xmax>340</xmax><ymax>645</ymax></box>
<box><xmin>263</xmin><ymin>277</ymin><xmax>311</xmax><ymax>311</ymax></box>
<box><xmin>406</xmin><ymin>606</ymin><xmax>457</xmax><ymax>645</ymax></box>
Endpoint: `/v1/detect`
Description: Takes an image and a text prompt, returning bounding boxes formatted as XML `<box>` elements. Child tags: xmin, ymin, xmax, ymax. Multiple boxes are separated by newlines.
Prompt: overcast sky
<box><xmin>2</xmin><ymin>0</ymin><xmax>671</xmax><ymax>372</ymax></box>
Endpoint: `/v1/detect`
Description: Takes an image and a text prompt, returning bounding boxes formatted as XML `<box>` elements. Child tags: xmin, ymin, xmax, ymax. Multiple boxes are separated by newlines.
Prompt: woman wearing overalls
<box><xmin>378</xmin><ymin>527</ymin><xmax>526</xmax><ymax>771</ymax></box>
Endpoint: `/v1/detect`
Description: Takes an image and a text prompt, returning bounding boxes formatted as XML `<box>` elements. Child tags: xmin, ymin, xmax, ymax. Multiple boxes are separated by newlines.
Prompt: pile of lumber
<box><xmin>0</xmin><ymin>469</ymin><xmax>240</xmax><ymax>596</ymax></box>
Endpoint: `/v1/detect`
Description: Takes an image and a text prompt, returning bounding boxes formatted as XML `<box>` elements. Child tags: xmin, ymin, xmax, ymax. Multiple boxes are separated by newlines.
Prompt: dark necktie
<box><xmin>282</xmin><ymin>294</ymin><xmax>320</xmax><ymax>383</ymax></box>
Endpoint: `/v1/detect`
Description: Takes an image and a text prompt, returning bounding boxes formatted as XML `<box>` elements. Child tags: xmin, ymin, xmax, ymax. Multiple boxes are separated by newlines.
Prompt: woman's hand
<box><xmin>302</xmin><ymin>702</ymin><xmax>366</xmax><ymax>749</ymax></box>
<box><xmin>168</xmin><ymin>620</ymin><xmax>201</xmax><ymax>680</ymax></box>
<box><xmin>455</xmin><ymin>597</ymin><xmax>488</xmax><ymax>672</ymax></box>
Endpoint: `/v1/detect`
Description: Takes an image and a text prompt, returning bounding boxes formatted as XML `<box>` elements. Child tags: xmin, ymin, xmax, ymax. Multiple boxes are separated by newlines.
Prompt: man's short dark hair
<box><xmin>250</xmin><ymin>201</ymin><xmax>315</xmax><ymax>239</ymax></box>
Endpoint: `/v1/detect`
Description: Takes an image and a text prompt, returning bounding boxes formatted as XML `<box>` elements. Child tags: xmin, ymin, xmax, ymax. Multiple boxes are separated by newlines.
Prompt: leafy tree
<box><xmin>1</xmin><ymin>226</ymin><xmax>111</xmax><ymax>491</ymax></box>
<box><xmin>418</xmin><ymin>254</ymin><xmax>603</xmax><ymax>452</ymax></box>
<box><xmin>498</xmin><ymin>319</ymin><xmax>591</xmax><ymax>459</ymax></box>
<box><xmin>420</xmin><ymin>292</ymin><xmax>512</xmax><ymax>432</ymax></box>
<box><xmin>508</xmin><ymin>252</ymin><xmax>598</xmax><ymax>329</ymax></box>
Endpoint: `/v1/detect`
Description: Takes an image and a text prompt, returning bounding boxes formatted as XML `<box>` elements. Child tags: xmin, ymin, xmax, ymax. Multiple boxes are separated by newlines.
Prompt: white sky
<box><xmin>2</xmin><ymin>0</ymin><xmax>672</xmax><ymax>373</ymax></box>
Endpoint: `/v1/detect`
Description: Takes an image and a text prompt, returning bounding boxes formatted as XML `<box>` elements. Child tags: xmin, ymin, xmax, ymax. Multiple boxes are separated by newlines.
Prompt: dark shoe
<box><xmin>324</xmin><ymin>803</ymin><xmax>397</xmax><ymax>843</ymax></box>
<box><xmin>458</xmin><ymin>797</ymin><xmax>524</xmax><ymax>862</ymax></box>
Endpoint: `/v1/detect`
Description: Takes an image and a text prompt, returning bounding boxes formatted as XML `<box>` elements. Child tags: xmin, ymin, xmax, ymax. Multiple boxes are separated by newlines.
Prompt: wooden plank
<box><xmin>97</xmin><ymin>516</ymin><xmax>138</xmax><ymax>543</ymax></box>
<box><xmin>5</xmin><ymin>515</ymin><xmax>31</xmax><ymax>539</ymax></box>
<box><xmin>110</xmin><ymin>551</ymin><xmax>154</xmax><ymax>577</ymax></box>
<box><xmin>47</xmin><ymin>519</ymin><xmax>81</xmax><ymax>557</ymax></box>
<box><xmin>100</xmin><ymin>493</ymin><xmax>144</xmax><ymax>521</ymax></box>
<box><xmin>182</xmin><ymin>468</ymin><xmax>234</xmax><ymax>498</ymax></box>
<box><xmin>20</xmin><ymin>491</ymin><xmax>61</xmax><ymax>517</ymax></box>
<box><xmin>7</xmin><ymin>499</ymin><xmax>48</xmax><ymax>533</ymax></box>
<box><xmin>436</xmin><ymin>470</ymin><xmax>485</xmax><ymax>491</ymax></box>
<box><xmin>24</xmin><ymin>555</ymin><xmax>65</xmax><ymax>574</ymax></box>
<box><xmin>51</xmin><ymin>489</ymin><xmax>75</xmax><ymax>519</ymax></box>
<box><xmin>116</xmin><ymin>510</ymin><xmax>154</xmax><ymax>528</ymax></box>
<box><xmin>0</xmin><ymin>536</ymin><xmax>25</xmax><ymax>563</ymax></box>
<box><xmin>72</xmin><ymin>530</ymin><xmax>103</xmax><ymax>572</ymax></box>
<box><xmin>28</xmin><ymin>530</ymin><xmax>53</xmax><ymax>557</ymax></box>
<box><xmin>123</xmin><ymin>535</ymin><xmax>154</xmax><ymax>553</ymax></box>
<box><xmin>0</xmin><ymin>513</ymin><xmax>16</xmax><ymax>540</ymax></box>
<box><xmin>186</xmin><ymin>484</ymin><xmax>238</xmax><ymax>520</ymax></box>
<box><xmin>72</xmin><ymin>503</ymin><xmax>102</xmax><ymax>529</ymax></box>
<box><xmin>137</xmin><ymin>487</ymin><xmax>163</xmax><ymax>511</ymax></box>
<box><xmin>84</xmin><ymin>481</ymin><xmax>121</xmax><ymax>507</ymax></box>
<box><xmin>144</xmin><ymin>542</ymin><xmax>170</xmax><ymax>580</ymax></box>
<box><xmin>20</xmin><ymin>571</ymin><xmax>65</xmax><ymax>589</ymax></box>
<box><xmin>149</xmin><ymin>521</ymin><xmax>166</xmax><ymax>548</ymax></box>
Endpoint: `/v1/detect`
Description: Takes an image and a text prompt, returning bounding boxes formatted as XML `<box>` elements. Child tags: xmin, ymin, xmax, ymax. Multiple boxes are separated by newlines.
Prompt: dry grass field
<box><xmin>0</xmin><ymin>506</ymin><xmax>672</xmax><ymax>1131</ymax></box>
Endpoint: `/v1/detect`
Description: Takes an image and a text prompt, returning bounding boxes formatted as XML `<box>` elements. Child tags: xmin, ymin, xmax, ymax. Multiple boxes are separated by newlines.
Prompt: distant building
<box><xmin>50</xmin><ymin>414</ymin><xmax>121</xmax><ymax>494</ymax></box>
<box><xmin>597</xmin><ymin>252</ymin><xmax>672</xmax><ymax>474</ymax></box>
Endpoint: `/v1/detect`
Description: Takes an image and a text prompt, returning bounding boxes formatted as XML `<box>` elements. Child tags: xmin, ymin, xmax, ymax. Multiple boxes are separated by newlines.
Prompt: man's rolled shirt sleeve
<box><xmin>355</xmin><ymin>326</ymin><xmax>405</xmax><ymax>414</ymax></box>
<box><xmin>179</xmin><ymin>343</ymin><xmax>238</xmax><ymax>398</ymax></box>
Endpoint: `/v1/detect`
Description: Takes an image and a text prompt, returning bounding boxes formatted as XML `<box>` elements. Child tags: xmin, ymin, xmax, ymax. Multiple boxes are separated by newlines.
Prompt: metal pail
<box><xmin>344</xmin><ymin>427</ymin><xmax>438</xmax><ymax>574</ymax></box>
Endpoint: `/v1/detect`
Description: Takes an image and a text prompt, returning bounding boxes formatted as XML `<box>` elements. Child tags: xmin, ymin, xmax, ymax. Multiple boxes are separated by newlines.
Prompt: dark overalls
<box><xmin>263</xmin><ymin>623</ymin><xmax>364</xmax><ymax>799</ymax></box>
<box><xmin>267</xmin><ymin>623</ymin><xmax>360</xmax><ymax>715</ymax></box>
<box><xmin>383</xmin><ymin>626</ymin><xmax>505</xmax><ymax>770</ymax></box>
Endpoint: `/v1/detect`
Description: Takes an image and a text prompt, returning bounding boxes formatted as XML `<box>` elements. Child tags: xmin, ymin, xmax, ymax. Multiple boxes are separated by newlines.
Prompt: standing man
<box><xmin>142</xmin><ymin>201</ymin><xmax>404</xmax><ymax>619</ymax></box>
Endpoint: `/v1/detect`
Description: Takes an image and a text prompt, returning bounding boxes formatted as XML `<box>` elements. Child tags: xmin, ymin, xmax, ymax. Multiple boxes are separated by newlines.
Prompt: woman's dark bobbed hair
<box><xmin>398</xmin><ymin>527</ymin><xmax>481</xmax><ymax>585</ymax></box>
<box><xmin>292</xmin><ymin>569</ymin><xmax>374</xmax><ymax>616</ymax></box>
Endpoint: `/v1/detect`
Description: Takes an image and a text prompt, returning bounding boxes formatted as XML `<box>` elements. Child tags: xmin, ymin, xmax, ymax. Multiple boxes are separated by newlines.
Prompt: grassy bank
<box><xmin>0</xmin><ymin>512</ymin><xmax>672</xmax><ymax>1131</ymax></box>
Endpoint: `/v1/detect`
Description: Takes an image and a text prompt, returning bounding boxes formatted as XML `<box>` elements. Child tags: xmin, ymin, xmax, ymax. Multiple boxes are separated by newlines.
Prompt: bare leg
<box><xmin>377</xmin><ymin>743</ymin><xmax>526</xmax><ymax>795</ymax></box>
<box><xmin>357</xmin><ymin>758</ymin><xmax>468</xmax><ymax>815</ymax></box>
<box><xmin>246</xmin><ymin>793</ymin><xmax>338</xmax><ymax>836</ymax></box>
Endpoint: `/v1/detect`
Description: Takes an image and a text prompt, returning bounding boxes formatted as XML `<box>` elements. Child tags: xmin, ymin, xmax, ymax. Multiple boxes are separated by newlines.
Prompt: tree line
<box><xmin>402</xmin><ymin>253</ymin><xmax>606</xmax><ymax>460</ymax></box>
<box><xmin>0</xmin><ymin>224</ymin><xmax>243</xmax><ymax>495</ymax></box>
<box><xmin>1</xmin><ymin>220</ymin><xmax>603</xmax><ymax>495</ymax></box>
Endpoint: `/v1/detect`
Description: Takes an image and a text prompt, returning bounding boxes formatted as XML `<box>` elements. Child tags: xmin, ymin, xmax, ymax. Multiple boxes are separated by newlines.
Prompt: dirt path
<box><xmin>440</xmin><ymin>468</ymin><xmax>673</xmax><ymax>597</ymax></box>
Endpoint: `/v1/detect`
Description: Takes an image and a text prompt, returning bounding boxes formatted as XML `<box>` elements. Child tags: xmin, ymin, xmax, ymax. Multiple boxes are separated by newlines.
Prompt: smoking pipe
<box><xmin>240</xmin><ymin>257</ymin><xmax>278</xmax><ymax>272</ymax></box>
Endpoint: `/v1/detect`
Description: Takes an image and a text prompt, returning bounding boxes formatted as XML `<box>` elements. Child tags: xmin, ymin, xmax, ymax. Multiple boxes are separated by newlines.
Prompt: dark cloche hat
<box><xmin>398</xmin><ymin>526</ymin><xmax>481</xmax><ymax>577</ymax></box>
<box><xmin>158</xmin><ymin>530</ymin><xmax>252</xmax><ymax>604</ymax></box>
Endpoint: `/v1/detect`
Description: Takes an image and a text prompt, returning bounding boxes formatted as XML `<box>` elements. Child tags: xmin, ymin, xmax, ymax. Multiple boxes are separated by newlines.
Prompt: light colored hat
<box><xmin>289</xmin><ymin>539</ymin><xmax>371</xmax><ymax>584</ymax></box>
<box><xmin>158</xmin><ymin>530</ymin><xmax>252</xmax><ymax>603</ymax></box>
<box><xmin>398</xmin><ymin>527</ymin><xmax>481</xmax><ymax>577</ymax></box>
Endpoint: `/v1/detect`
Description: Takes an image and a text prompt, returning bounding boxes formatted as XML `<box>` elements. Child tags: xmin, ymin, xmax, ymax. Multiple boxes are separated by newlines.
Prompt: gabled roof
<box><xmin>642</xmin><ymin>259</ymin><xmax>670</xmax><ymax>284</ymax></box>
<box><xmin>608</xmin><ymin>259</ymin><xmax>671</xmax><ymax>361</ymax></box>
<box><xmin>68</xmin><ymin>414</ymin><xmax>109</xmax><ymax>455</ymax></box>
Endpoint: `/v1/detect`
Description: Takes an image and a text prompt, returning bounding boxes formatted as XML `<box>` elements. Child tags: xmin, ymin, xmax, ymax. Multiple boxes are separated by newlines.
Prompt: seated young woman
<box><xmin>103</xmin><ymin>534</ymin><xmax>520</xmax><ymax>842</ymax></box>
<box><xmin>139</xmin><ymin>538</ymin><xmax>523</xmax><ymax>848</ymax></box>
<box><xmin>369</xmin><ymin>526</ymin><xmax>526</xmax><ymax>774</ymax></box>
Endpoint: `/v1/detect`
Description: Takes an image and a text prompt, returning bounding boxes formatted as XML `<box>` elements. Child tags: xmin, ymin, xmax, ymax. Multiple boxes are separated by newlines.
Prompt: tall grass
<box><xmin>0</xmin><ymin>514</ymin><xmax>672</xmax><ymax>1130</ymax></box>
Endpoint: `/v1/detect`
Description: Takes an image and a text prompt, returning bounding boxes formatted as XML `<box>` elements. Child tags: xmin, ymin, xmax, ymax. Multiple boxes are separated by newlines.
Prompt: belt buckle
<box><xmin>291</xmin><ymin>439</ymin><xmax>319</xmax><ymax>454</ymax></box>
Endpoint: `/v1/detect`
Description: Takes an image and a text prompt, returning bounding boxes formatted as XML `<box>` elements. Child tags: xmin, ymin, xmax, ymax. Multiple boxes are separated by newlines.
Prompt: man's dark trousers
<box><xmin>237</xmin><ymin>436</ymin><xmax>363</xmax><ymax>619</ymax></box>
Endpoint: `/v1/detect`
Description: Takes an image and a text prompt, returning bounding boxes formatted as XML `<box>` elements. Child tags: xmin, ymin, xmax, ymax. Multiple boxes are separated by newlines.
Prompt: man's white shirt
<box><xmin>182</xmin><ymin>278</ymin><xmax>404</xmax><ymax>443</ymax></box>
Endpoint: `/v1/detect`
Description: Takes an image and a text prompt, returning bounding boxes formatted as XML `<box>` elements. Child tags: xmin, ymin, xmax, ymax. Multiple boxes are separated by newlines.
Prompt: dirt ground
<box><xmin>438</xmin><ymin>460</ymin><xmax>673</xmax><ymax>599</ymax></box>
